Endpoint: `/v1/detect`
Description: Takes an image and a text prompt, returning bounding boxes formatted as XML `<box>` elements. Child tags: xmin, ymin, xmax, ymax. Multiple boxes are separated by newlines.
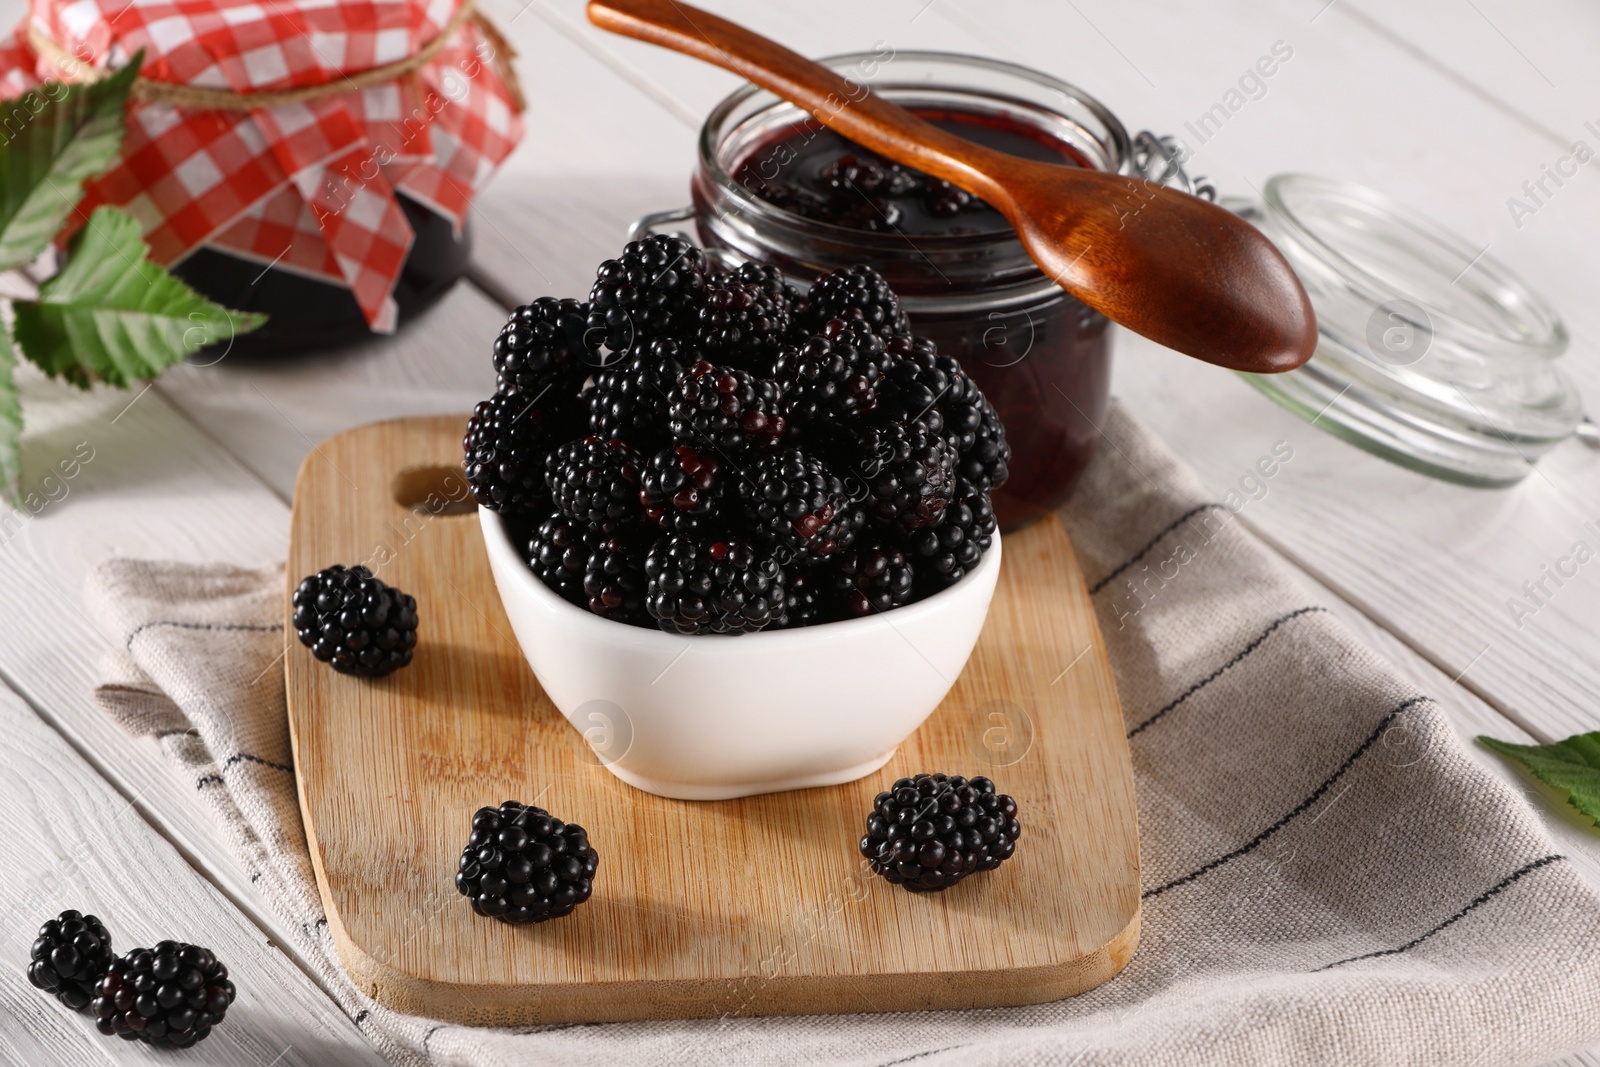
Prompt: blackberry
<box><xmin>644</xmin><ymin>536</ymin><xmax>786</xmax><ymax>634</ymax></box>
<box><xmin>955</xmin><ymin>394</ymin><xmax>1010</xmax><ymax>491</ymax></box>
<box><xmin>639</xmin><ymin>445</ymin><xmax>728</xmax><ymax>536</ymax></box>
<box><xmin>924</xmin><ymin>178</ymin><xmax>975</xmax><ymax>218</ymax></box>
<box><xmin>851</xmin><ymin>420</ymin><xmax>956</xmax><ymax>531</ymax></box>
<box><xmin>546</xmin><ymin>437</ymin><xmax>643</xmax><ymax>527</ymax></box>
<box><xmin>587</xmin><ymin>337</ymin><xmax>691</xmax><ymax>451</ymax></box>
<box><xmin>27</xmin><ymin>910</ymin><xmax>112</xmax><ymax>1011</ymax></box>
<box><xmin>818</xmin><ymin>154</ymin><xmax>919</xmax><ymax>201</ymax></box>
<box><xmin>587</xmin><ymin>235</ymin><xmax>709</xmax><ymax>356</ymax></box>
<box><xmin>832</xmin><ymin>539</ymin><xmax>916</xmax><ymax>618</ymax></box>
<box><xmin>463</xmin><ymin>391</ymin><xmax>581</xmax><ymax>514</ymax></box>
<box><xmin>736</xmin><ymin>448</ymin><xmax>860</xmax><ymax>564</ymax></box>
<box><xmin>583</xmin><ymin>530</ymin><xmax>650</xmax><ymax>625</ymax></box>
<box><xmin>859</xmin><ymin>773</ymin><xmax>1021</xmax><ymax>892</ymax></box>
<box><xmin>780</xmin><ymin>567</ymin><xmax>836</xmax><ymax>628</ymax></box>
<box><xmin>876</xmin><ymin>334</ymin><xmax>980</xmax><ymax>431</ymax></box>
<box><xmin>527</xmin><ymin>515</ymin><xmax>599</xmax><ymax>604</ymax></box>
<box><xmin>690</xmin><ymin>267</ymin><xmax>792</xmax><ymax>368</ymax></box>
<box><xmin>899</xmin><ymin>481</ymin><xmax>996</xmax><ymax>588</ymax></box>
<box><xmin>92</xmin><ymin>942</ymin><xmax>235</xmax><ymax>1047</ymax></box>
<box><xmin>456</xmin><ymin>800</ymin><xmax>598</xmax><ymax>924</ymax></box>
<box><xmin>292</xmin><ymin>565</ymin><xmax>418</xmax><ymax>677</ymax></box>
<box><xmin>797</xmin><ymin>265</ymin><xmax>910</xmax><ymax>340</ymax></box>
<box><xmin>493</xmin><ymin>297</ymin><xmax>594</xmax><ymax>393</ymax></box>
<box><xmin>774</xmin><ymin>319</ymin><xmax>893</xmax><ymax>429</ymax></box>
<box><xmin>667</xmin><ymin>361</ymin><xmax>786</xmax><ymax>455</ymax></box>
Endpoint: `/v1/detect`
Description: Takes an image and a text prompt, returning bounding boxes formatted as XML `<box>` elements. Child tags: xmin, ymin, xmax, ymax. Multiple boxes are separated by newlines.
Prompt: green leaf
<box><xmin>0</xmin><ymin>56</ymin><xmax>141</xmax><ymax>271</ymax></box>
<box><xmin>12</xmin><ymin>206</ymin><xmax>266</xmax><ymax>388</ymax></box>
<box><xmin>1480</xmin><ymin>732</ymin><xmax>1600</xmax><ymax>828</ymax></box>
<box><xmin>0</xmin><ymin>318</ymin><xmax>20</xmax><ymax>506</ymax></box>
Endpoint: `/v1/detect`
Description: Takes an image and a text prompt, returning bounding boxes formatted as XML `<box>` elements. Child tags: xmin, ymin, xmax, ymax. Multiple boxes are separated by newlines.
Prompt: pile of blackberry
<box><xmin>465</xmin><ymin>236</ymin><xmax>1008</xmax><ymax>635</ymax></box>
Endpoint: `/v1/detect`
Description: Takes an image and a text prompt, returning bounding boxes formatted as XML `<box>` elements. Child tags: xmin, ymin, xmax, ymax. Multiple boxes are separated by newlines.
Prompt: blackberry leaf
<box><xmin>12</xmin><ymin>206</ymin><xmax>265</xmax><ymax>388</ymax></box>
<box><xmin>1479</xmin><ymin>733</ymin><xmax>1600</xmax><ymax>828</ymax></box>
<box><xmin>0</xmin><ymin>55</ymin><xmax>141</xmax><ymax>271</ymax></box>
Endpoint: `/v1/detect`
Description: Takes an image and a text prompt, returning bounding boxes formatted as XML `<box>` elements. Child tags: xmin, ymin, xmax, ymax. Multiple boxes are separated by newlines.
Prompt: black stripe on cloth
<box><xmin>1142</xmin><ymin>695</ymin><xmax>1431</xmax><ymax>900</ymax></box>
<box><xmin>195</xmin><ymin>775</ymin><xmax>223</xmax><ymax>789</ymax></box>
<box><xmin>1127</xmin><ymin>606</ymin><xmax>1328</xmax><ymax>739</ymax></box>
<box><xmin>354</xmin><ymin>1010</ymin><xmax>370</xmax><ymax>1025</ymax></box>
<box><xmin>127</xmin><ymin>620</ymin><xmax>281</xmax><ymax>652</ymax></box>
<box><xmin>876</xmin><ymin>1045</ymin><xmax>972</xmax><ymax>1066</ymax></box>
<box><xmin>1089</xmin><ymin>503</ymin><xmax>1226</xmax><ymax>595</ymax></box>
<box><xmin>1313</xmin><ymin>854</ymin><xmax>1566</xmax><ymax>971</ymax></box>
<box><xmin>221</xmin><ymin>752</ymin><xmax>293</xmax><ymax>774</ymax></box>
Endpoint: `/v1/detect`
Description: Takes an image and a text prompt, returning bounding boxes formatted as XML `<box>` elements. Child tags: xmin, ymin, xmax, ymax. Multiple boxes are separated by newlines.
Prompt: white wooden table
<box><xmin>2</xmin><ymin>1</ymin><xmax>1597</xmax><ymax>1063</ymax></box>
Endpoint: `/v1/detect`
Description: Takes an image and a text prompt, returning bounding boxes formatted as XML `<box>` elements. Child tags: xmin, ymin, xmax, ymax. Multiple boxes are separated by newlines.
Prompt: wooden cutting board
<box><xmin>285</xmin><ymin>416</ymin><xmax>1140</xmax><ymax>1026</ymax></box>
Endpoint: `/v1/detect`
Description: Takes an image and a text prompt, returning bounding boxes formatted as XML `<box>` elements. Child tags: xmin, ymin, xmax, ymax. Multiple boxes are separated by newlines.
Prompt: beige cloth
<box><xmin>86</xmin><ymin>402</ymin><xmax>1600</xmax><ymax>1066</ymax></box>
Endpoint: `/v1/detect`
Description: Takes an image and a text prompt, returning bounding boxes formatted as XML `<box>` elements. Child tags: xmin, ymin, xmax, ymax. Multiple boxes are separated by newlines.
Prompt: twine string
<box><xmin>25</xmin><ymin>0</ymin><xmax>525</xmax><ymax>112</ymax></box>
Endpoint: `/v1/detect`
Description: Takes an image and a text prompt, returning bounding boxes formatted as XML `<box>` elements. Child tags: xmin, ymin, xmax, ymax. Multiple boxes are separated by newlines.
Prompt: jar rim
<box><xmin>697</xmin><ymin>49</ymin><xmax>1133</xmax><ymax>254</ymax></box>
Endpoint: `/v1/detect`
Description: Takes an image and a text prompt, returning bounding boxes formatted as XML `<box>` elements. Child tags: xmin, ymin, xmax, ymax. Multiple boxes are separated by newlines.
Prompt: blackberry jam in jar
<box><xmin>646</xmin><ymin>53</ymin><xmax>1198</xmax><ymax>528</ymax></box>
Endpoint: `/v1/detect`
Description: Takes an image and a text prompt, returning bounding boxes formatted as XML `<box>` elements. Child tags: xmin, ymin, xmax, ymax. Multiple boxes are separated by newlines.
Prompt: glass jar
<box><xmin>1230</xmin><ymin>175</ymin><xmax>1585</xmax><ymax>485</ymax></box>
<box><xmin>640</xmin><ymin>52</ymin><xmax>1198</xmax><ymax>530</ymax></box>
<box><xmin>172</xmin><ymin>196</ymin><xmax>472</xmax><ymax>358</ymax></box>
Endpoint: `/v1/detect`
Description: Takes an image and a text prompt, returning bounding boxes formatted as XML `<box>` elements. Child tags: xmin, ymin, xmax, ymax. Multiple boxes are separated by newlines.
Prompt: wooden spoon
<box><xmin>587</xmin><ymin>0</ymin><xmax>1317</xmax><ymax>373</ymax></box>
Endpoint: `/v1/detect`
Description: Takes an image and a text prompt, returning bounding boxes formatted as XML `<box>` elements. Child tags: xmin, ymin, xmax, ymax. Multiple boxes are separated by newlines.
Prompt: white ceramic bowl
<box><xmin>480</xmin><ymin>509</ymin><xmax>1001</xmax><ymax>800</ymax></box>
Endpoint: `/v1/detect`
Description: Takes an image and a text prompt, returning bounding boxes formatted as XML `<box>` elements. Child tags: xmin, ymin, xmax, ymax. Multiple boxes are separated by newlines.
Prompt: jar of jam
<box><xmin>171</xmin><ymin>196</ymin><xmax>473</xmax><ymax>357</ymax></box>
<box><xmin>637</xmin><ymin>52</ymin><xmax>1206</xmax><ymax>529</ymax></box>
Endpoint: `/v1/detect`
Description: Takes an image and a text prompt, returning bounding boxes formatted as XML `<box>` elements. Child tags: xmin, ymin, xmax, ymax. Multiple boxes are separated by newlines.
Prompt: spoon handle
<box><xmin>586</xmin><ymin>0</ymin><xmax>1012</xmax><ymax>202</ymax></box>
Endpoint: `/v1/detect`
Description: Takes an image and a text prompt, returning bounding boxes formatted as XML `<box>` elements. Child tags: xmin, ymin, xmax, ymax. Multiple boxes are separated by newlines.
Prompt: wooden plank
<box><xmin>0</xmin><ymin>679</ymin><xmax>386</xmax><ymax>1066</ymax></box>
<box><xmin>283</xmin><ymin>416</ymin><xmax>1138</xmax><ymax>1025</ymax></box>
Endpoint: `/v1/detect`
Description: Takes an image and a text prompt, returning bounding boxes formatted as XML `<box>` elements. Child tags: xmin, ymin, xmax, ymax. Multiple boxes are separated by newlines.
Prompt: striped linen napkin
<box><xmin>86</xmin><ymin>400</ymin><xmax>1600</xmax><ymax>1066</ymax></box>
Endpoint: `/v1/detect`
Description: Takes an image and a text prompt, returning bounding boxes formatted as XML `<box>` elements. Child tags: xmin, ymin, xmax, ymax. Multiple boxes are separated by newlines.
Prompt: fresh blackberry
<box><xmin>644</xmin><ymin>536</ymin><xmax>786</xmax><ymax>634</ymax></box>
<box><xmin>92</xmin><ymin>942</ymin><xmax>235</xmax><ymax>1047</ymax></box>
<box><xmin>527</xmin><ymin>515</ymin><xmax>599</xmax><ymax>604</ymax></box>
<box><xmin>736</xmin><ymin>448</ymin><xmax>861</xmax><ymax>564</ymax></box>
<box><xmin>493</xmin><ymin>297</ymin><xmax>594</xmax><ymax>392</ymax></box>
<box><xmin>876</xmin><ymin>334</ymin><xmax>980</xmax><ymax>431</ymax></box>
<box><xmin>899</xmin><ymin>481</ymin><xmax>996</xmax><ymax>588</ymax></box>
<box><xmin>546</xmin><ymin>437</ymin><xmax>643</xmax><ymax>527</ymax></box>
<box><xmin>774</xmin><ymin>319</ymin><xmax>893</xmax><ymax>430</ymax></box>
<box><xmin>587</xmin><ymin>235</ymin><xmax>709</xmax><ymax>356</ymax></box>
<box><xmin>955</xmin><ymin>394</ymin><xmax>1010</xmax><ymax>491</ymax></box>
<box><xmin>667</xmin><ymin>361</ymin><xmax>786</xmax><ymax>455</ymax></box>
<box><xmin>727</xmin><ymin>260</ymin><xmax>801</xmax><ymax>312</ymax></box>
<box><xmin>292</xmin><ymin>565</ymin><xmax>418</xmax><ymax>677</ymax></box>
<box><xmin>780</xmin><ymin>567</ymin><xmax>836</xmax><ymax>628</ymax></box>
<box><xmin>797</xmin><ymin>265</ymin><xmax>910</xmax><ymax>340</ymax></box>
<box><xmin>456</xmin><ymin>800</ymin><xmax>599</xmax><ymax>924</ymax></box>
<box><xmin>587</xmin><ymin>337</ymin><xmax>691</xmax><ymax>451</ymax></box>
<box><xmin>639</xmin><ymin>445</ymin><xmax>728</xmax><ymax>536</ymax></box>
<box><xmin>851</xmin><ymin>420</ymin><xmax>956</xmax><ymax>531</ymax></box>
<box><xmin>27</xmin><ymin>910</ymin><xmax>112</xmax><ymax>1011</ymax></box>
<box><xmin>690</xmin><ymin>268</ymin><xmax>792</xmax><ymax>368</ymax></box>
<box><xmin>463</xmin><ymin>391</ymin><xmax>581</xmax><ymax>514</ymax></box>
<box><xmin>832</xmin><ymin>538</ymin><xmax>916</xmax><ymax>618</ymax></box>
<box><xmin>583</xmin><ymin>530</ymin><xmax>650</xmax><ymax>625</ymax></box>
<box><xmin>859</xmin><ymin>773</ymin><xmax>1021</xmax><ymax>892</ymax></box>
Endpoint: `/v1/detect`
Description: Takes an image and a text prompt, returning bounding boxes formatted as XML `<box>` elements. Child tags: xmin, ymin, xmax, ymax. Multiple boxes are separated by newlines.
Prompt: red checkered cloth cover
<box><xmin>0</xmin><ymin>0</ymin><xmax>523</xmax><ymax>332</ymax></box>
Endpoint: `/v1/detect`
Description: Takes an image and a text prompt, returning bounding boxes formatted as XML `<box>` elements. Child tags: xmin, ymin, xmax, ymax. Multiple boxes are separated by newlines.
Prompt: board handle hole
<box><xmin>391</xmin><ymin>466</ymin><xmax>476</xmax><ymax>516</ymax></box>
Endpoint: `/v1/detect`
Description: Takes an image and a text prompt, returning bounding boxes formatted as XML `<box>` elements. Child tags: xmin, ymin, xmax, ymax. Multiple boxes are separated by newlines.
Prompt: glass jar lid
<box><xmin>1230</xmin><ymin>174</ymin><xmax>1584</xmax><ymax>486</ymax></box>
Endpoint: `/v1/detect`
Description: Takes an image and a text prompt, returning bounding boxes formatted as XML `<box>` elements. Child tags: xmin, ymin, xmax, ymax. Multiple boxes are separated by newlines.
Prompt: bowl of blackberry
<box><xmin>466</xmin><ymin>234</ymin><xmax>1009</xmax><ymax>800</ymax></box>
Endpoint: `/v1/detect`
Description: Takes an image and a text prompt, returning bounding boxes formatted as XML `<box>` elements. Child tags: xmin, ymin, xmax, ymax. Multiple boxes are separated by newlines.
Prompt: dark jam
<box><xmin>719</xmin><ymin>110</ymin><xmax>1110</xmax><ymax>530</ymax></box>
<box><xmin>172</xmin><ymin>194</ymin><xmax>471</xmax><ymax>358</ymax></box>
<box><xmin>732</xmin><ymin>111</ymin><xmax>1088</xmax><ymax>236</ymax></box>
